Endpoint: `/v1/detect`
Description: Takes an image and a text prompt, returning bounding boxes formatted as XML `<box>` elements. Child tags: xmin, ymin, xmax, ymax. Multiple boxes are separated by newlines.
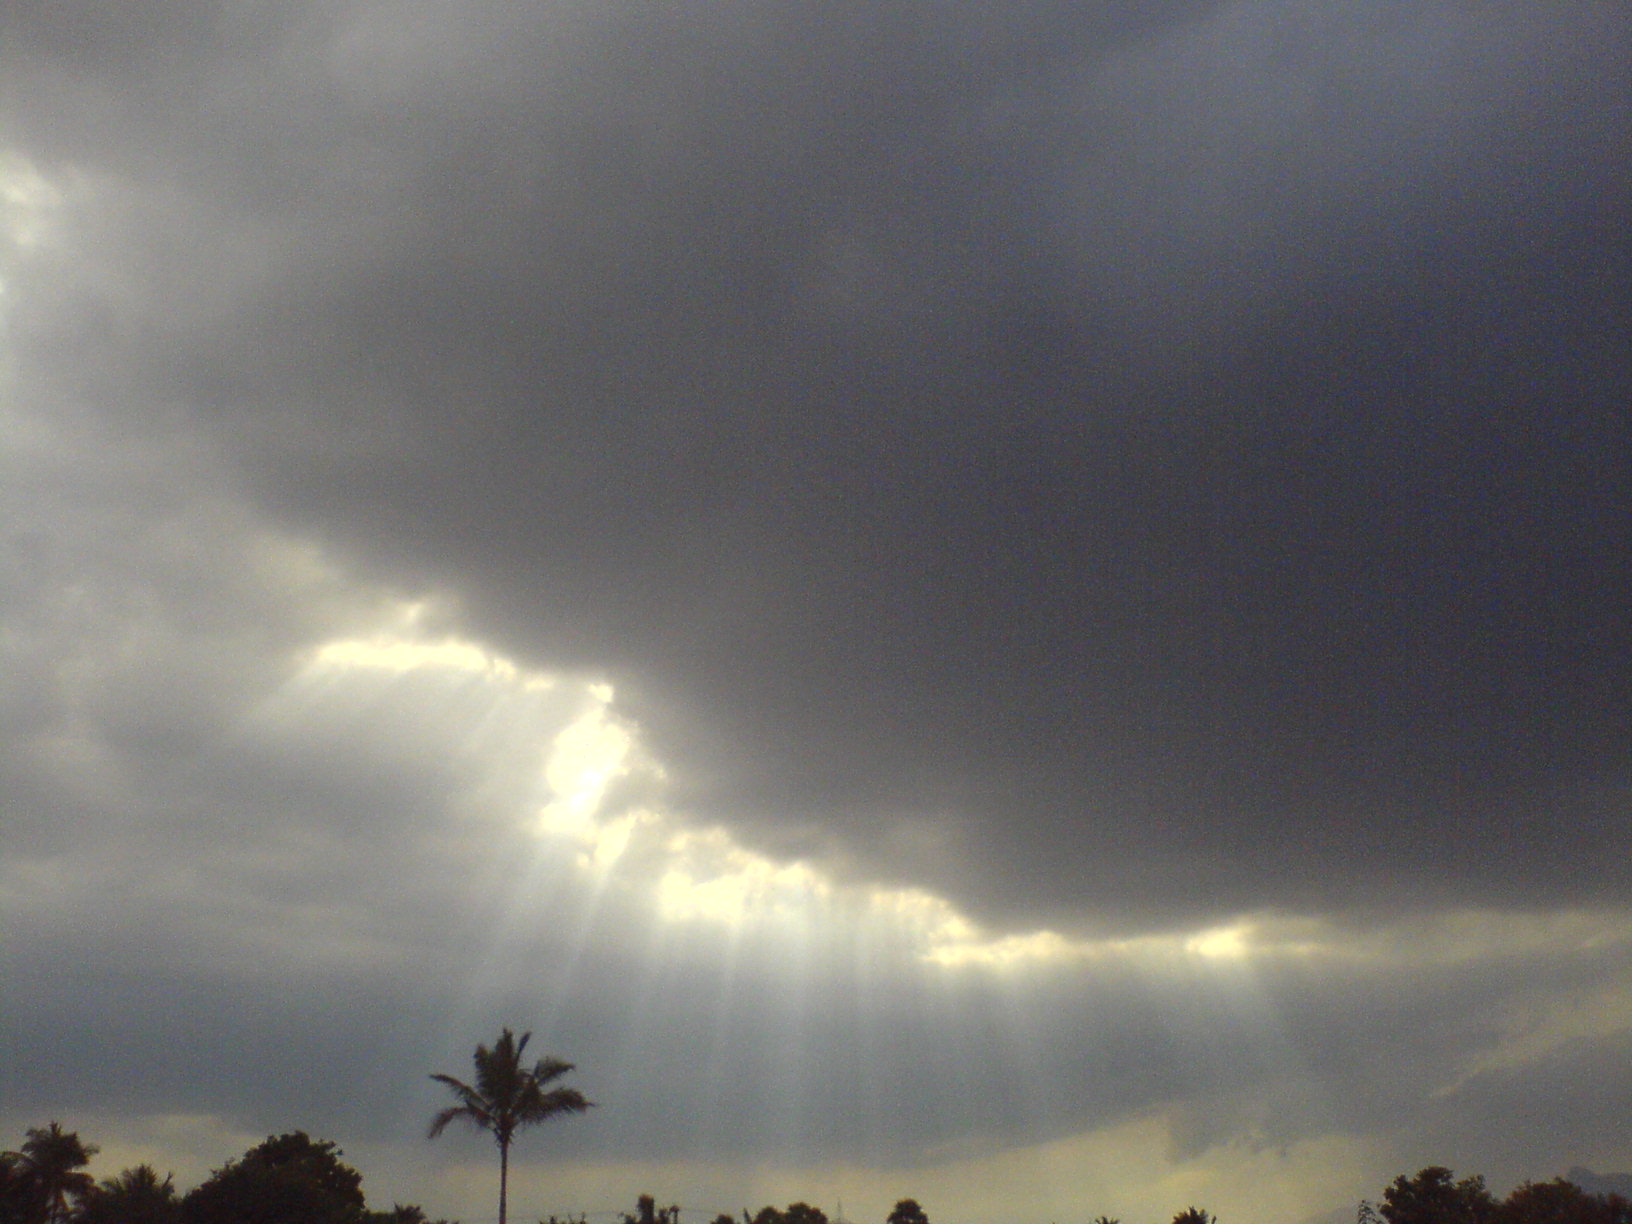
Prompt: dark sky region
<box><xmin>1</xmin><ymin>2</ymin><xmax>1628</xmax><ymax>1222</ymax></box>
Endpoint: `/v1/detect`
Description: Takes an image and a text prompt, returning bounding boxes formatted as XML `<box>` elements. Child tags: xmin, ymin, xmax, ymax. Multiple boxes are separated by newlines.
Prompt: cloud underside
<box><xmin>2</xmin><ymin>1</ymin><xmax>1629</xmax><ymax>1220</ymax></box>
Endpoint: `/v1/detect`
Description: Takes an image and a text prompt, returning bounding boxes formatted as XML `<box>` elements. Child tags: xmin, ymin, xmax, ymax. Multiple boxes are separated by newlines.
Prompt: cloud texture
<box><xmin>2</xmin><ymin>3</ymin><xmax>1628</xmax><ymax>1222</ymax></box>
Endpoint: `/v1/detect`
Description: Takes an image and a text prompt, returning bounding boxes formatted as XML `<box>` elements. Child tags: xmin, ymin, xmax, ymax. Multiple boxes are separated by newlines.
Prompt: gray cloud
<box><xmin>3</xmin><ymin>1</ymin><xmax>1629</xmax><ymax>1219</ymax></box>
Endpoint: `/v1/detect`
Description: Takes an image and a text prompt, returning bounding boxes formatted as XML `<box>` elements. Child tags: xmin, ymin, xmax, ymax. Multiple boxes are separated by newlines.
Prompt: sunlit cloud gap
<box><xmin>479</xmin><ymin>689</ymin><xmax>642</xmax><ymax>1025</ymax></box>
<box><xmin>290</xmin><ymin>620</ymin><xmax>1632</xmax><ymax>979</ymax></box>
<box><xmin>294</xmin><ymin>619</ymin><xmax>1078</xmax><ymax>971</ymax></box>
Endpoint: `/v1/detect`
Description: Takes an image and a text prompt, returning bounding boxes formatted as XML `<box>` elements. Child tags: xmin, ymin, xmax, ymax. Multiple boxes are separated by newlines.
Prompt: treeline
<box><xmin>5</xmin><ymin>1122</ymin><xmax>1630</xmax><ymax>1224</ymax></box>
<box><xmin>1359</xmin><ymin>1165</ymin><xmax>1632</xmax><ymax>1224</ymax></box>
<box><xmin>589</xmin><ymin>1196</ymin><xmax>931</xmax><ymax>1224</ymax></box>
<box><xmin>0</xmin><ymin>1124</ymin><xmax>440</xmax><ymax>1224</ymax></box>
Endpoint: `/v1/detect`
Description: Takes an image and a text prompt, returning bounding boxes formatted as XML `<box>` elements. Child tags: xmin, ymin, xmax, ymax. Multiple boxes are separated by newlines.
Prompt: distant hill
<box><xmin>1567</xmin><ymin>1167</ymin><xmax>1632</xmax><ymax>1198</ymax></box>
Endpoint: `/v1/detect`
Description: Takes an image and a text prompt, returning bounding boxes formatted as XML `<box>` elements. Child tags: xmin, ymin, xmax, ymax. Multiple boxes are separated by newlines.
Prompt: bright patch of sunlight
<box><xmin>863</xmin><ymin>886</ymin><xmax>1076</xmax><ymax>967</ymax></box>
<box><xmin>302</xmin><ymin>598</ymin><xmax>566</xmax><ymax>691</ymax></box>
<box><xmin>909</xmin><ymin>901</ymin><xmax>1262</xmax><ymax>970</ymax></box>
<box><xmin>923</xmin><ymin>927</ymin><xmax>1082</xmax><ymax>968</ymax></box>
<box><xmin>312</xmin><ymin>631</ymin><xmax>548</xmax><ymax>689</ymax></box>
<box><xmin>533</xmin><ymin>688</ymin><xmax>676</xmax><ymax>877</ymax></box>
<box><xmin>654</xmin><ymin>827</ymin><xmax>833</xmax><ymax>926</ymax></box>
<box><xmin>1184</xmin><ymin>920</ymin><xmax>1254</xmax><ymax>960</ymax></box>
<box><xmin>538</xmin><ymin>700</ymin><xmax>633</xmax><ymax>834</ymax></box>
<box><xmin>0</xmin><ymin>151</ymin><xmax>64</xmax><ymax>256</ymax></box>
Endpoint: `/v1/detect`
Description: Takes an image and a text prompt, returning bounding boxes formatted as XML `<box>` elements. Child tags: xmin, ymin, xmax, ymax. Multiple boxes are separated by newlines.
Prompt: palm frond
<box><xmin>429</xmin><ymin>1074</ymin><xmax>488</xmax><ymax>1113</ymax></box>
<box><xmin>427</xmin><ymin>1075</ymin><xmax>495</xmax><ymax>1138</ymax></box>
<box><xmin>531</xmin><ymin>1057</ymin><xmax>576</xmax><ymax>1086</ymax></box>
<box><xmin>536</xmin><ymin>1088</ymin><xmax>592</xmax><ymax>1117</ymax></box>
<box><xmin>426</xmin><ymin>1106</ymin><xmax>474</xmax><ymax>1141</ymax></box>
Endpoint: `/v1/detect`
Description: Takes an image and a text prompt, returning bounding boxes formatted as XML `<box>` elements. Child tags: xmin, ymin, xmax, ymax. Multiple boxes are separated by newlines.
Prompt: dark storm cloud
<box><xmin>8</xmin><ymin>6</ymin><xmax>1632</xmax><ymax>1217</ymax></box>
<box><xmin>7</xmin><ymin>0</ymin><xmax>1628</xmax><ymax>929</ymax></box>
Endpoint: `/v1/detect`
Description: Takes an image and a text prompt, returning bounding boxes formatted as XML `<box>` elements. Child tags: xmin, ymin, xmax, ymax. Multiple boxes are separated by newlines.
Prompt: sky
<box><xmin>1</xmin><ymin>2</ymin><xmax>1628</xmax><ymax>1222</ymax></box>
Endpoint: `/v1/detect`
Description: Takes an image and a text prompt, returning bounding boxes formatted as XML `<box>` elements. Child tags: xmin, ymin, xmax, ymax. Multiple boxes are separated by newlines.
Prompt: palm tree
<box><xmin>14</xmin><ymin>1122</ymin><xmax>98</xmax><ymax>1224</ymax></box>
<box><xmin>427</xmin><ymin>1028</ymin><xmax>591</xmax><ymax>1224</ymax></box>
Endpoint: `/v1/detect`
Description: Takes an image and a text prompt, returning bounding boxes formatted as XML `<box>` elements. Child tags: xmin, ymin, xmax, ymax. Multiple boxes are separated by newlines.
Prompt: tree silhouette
<box><xmin>1496</xmin><ymin>1178</ymin><xmax>1632</xmax><ymax>1224</ymax></box>
<box><xmin>4</xmin><ymin>1123</ymin><xmax>98</xmax><ymax>1224</ymax></box>
<box><xmin>0</xmin><ymin>1150</ymin><xmax>31</xmax><ymax>1224</ymax></box>
<box><xmin>365</xmin><ymin>1207</ymin><xmax>448</xmax><ymax>1224</ymax></box>
<box><xmin>620</xmin><ymin>1194</ymin><xmax>679</xmax><ymax>1224</ymax></box>
<box><xmin>744</xmin><ymin>1205</ymin><xmax>828</xmax><ymax>1224</ymax></box>
<box><xmin>1171</xmin><ymin>1209</ymin><xmax>1215</xmax><ymax>1224</ymax></box>
<box><xmin>1380</xmin><ymin>1167</ymin><xmax>1496</xmax><ymax>1224</ymax></box>
<box><xmin>181</xmin><ymin>1132</ymin><xmax>366</xmax><ymax>1224</ymax></box>
<box><xmin>76</xmin><ymin>1164</ymin><xmax>179</xmax><ymax>1224</ymax></box>
<box><xmin>428</xmin><ymin>1028</ymin><xmax>591</xmax><ymax>1224</ymax></box>
<box><xmin>887</xmin><ymin>1201</ymin><xmax>928</xmax><ymax>1224</ymax></box>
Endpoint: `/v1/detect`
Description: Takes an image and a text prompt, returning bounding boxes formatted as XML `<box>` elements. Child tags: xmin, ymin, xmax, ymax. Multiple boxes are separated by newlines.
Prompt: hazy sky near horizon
<box><xmin>1</xmin><ymin>3</ymin><xmax>1628</xmax><ymax>1223</ymax></box>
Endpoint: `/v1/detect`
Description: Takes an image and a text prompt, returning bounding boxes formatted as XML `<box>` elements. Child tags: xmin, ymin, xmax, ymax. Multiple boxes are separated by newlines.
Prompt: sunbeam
<box><xmin>6</xmin><ymin>1</ymin><xmax>1630</xmax><ymax>1217</ymax></box>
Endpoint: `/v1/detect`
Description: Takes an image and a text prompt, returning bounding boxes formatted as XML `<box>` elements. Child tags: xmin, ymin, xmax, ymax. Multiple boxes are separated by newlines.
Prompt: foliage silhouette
<box><xmin>13</xmin><ymin>1116</ymin><xmax>1632</xmax><ymax>1224</ymax></box>
<box><xmin>181</xmin><ymin>1131</ymin><xmax>367</xmax><ymax>1224</ymax></box>
<box><xmin>1379</xmin><ymin>1167</ymin><xmax>1496</xmax><ymax>1224</ymax></box>
<box><xmin>1365</xmin><ymin>1168</ymin><xmax>1632</xmax><ymax>1224</ymax></box>
<box><xmin>619</xmin><ymin>1194</ymin><xmax>679</xmax><ymax>1224</ymax></box>
<box><xmin>0</xmin><ymin>1152</ymin><xmax>26</xmax><ymax>1224</ymax></box>
<box><xmin>429</xmin><ymin>1028</ymin><xmax>591</xmax><ymax>1224</ymax></box>
<box><xmin>1495</xmin><ymin>1178</ymin><xmax>1632</xmax><ymax>1224</ymax></box>
<box><xmin>76</xmin><ymin>1164</ymin><xmax>178</xmax><ymax>1224</ymax></box>
<box><xmin>0</xmin><ymin>1126</ymin><xmax>444</xmax><ymax>1224</ymax></box>
<box><xmin>741</xmin><ymin>1205</ymin><xmax>828</xmax><ymax>1224</ymax></box>
<box><xmin>0</xmin><ymin>1123</ymin><xmax>98</xmax><ymax>1224</ymax></box>
<box><xmin>366</xmin><ymin>1206</ymin><xmax>450</xmax><ymax>1224</ymax></box>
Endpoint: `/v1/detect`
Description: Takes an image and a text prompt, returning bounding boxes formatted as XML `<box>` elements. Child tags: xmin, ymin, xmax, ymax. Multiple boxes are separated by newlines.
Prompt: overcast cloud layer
<box><xmin>2</xmin><ymin>3</ymin><xmax>1629</xmax><ymax>1223</ymax></box>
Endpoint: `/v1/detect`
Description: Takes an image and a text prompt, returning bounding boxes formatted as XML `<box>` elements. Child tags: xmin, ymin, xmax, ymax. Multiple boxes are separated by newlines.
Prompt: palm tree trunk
<box><xmin>499</xmin><ymin>1138</ymin><xmax>509</xmax><ymax>1224</ymax></box>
